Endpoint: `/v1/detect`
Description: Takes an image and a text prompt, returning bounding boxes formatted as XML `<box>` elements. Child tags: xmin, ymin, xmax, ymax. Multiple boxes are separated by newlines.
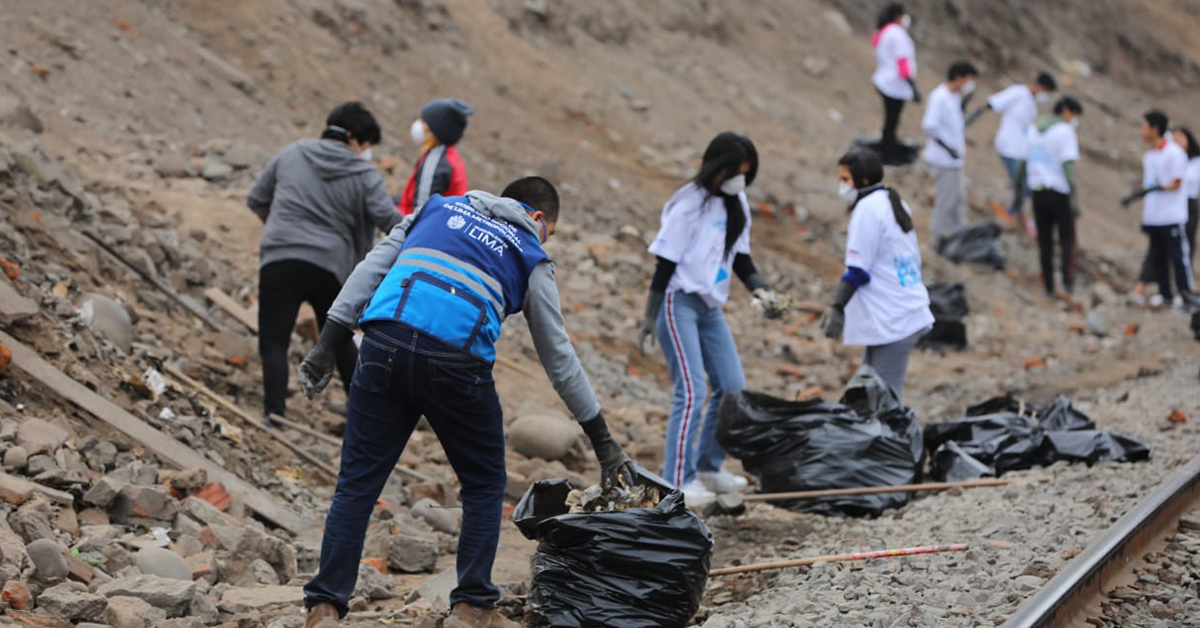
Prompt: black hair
<box><xmin>838</xmin><ymin>149</ymin><xmax>913</xmax><ymax>233</ymax></box>
<box><xmin>1144</xmin><ymin>110</ymin><xmax>1169</xmax><ymax>137</ymax></box>
<box><xmin>1174</xmin><ymin>126</ymin><xmax>1200</xmax><ymax>159</ymax></box>
<box><xmin>876</xmin><ymin>3</ymin><xmax>906</xmax><ymax>29</ymax></box>
<box><xmin>694</xmin><ymin>132</ymin><xmax>758</xmax><ymax>258</ymax></box>
<box><xmin>501</xmin><ymin>176</ymin><xmax>560</xmax><ymax>222</ymax></box>
<box><xmin>1035</xmin><ymin>72</ymin><xmax>1057</xmax><ymax>92</ymax></box>
<box><xmin>1054</xmin><ymin>97</ymin><xmax>1083</xmax><ymax>116</ymax></box>
<box><xmin>947</xmin><ymin>61</ymin><xmax>978</xmax><ymax>81</ymax></box>
<box><xmin>321</xmin><ymin>101</ymin><xmax>382</xmax><ymax>145</ymax></box>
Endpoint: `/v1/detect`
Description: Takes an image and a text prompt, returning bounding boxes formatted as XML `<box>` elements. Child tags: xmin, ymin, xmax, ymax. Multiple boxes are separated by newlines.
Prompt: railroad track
<box><xmin>1003</xmin><ymin>454</ymin><xmax>1200</xmax><ymax>627</ymax></box>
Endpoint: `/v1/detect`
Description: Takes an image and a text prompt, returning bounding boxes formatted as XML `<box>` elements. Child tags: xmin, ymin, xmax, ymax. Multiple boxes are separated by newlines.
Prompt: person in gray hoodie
<box><xmin>247</xmin><ymin>101</ymin><xmax>402</xmax><ymax>423</ymax></box>
<box><xmin>294</xmin><ymin>177</ymin><xmax>635</xmax><ymax>628</ymax></box>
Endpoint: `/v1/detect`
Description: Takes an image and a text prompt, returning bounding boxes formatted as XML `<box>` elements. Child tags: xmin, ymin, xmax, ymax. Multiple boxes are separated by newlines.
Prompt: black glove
<box><xmin>964</xmin><ymin>105</ymin><xmax>988</xmax><ymax>127</ymax></box>
<box><xmin>819</xmin><ymin>282</ymin><xmax>858</xmax><ymax>339</ymax></box>
<box><xmin>581</xmin><ymin>412</ymin><xmax>636</xmax><ymax>489</ymax></box>
<box><xmin>935</xmin><ymin>138</ymin><xmax>960</xmax><ymax>160</ymax></box>
<box><xmin>297</xmin><ymin>320</ymin><xmax>353</xmax><ymax>399</ymax></box>
<box><xmin>637</xmin><ymin>290</ymin><xmax>664</xmax><ymax>357</ymax></box>
<box><xmin>908</xmin><ymin>79</ymin><xmax>922</xmax><ymax>103</ymax></box>
<box><xmin>1121</xmin><ymin>185</ymin><xmax>1163</xmax><ymax>207</ymax></box>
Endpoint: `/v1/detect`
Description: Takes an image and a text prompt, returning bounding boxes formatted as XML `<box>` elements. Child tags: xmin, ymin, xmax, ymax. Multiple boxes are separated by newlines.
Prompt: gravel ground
<box><xmin>1096</xmin><ymin>504</ymin><xmax>1200</xmax><ymax>628</ymax></box>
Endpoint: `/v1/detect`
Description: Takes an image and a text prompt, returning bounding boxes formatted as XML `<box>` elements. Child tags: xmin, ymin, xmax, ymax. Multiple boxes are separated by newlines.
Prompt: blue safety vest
<box><xmin>359</xmin><ymin>195</ymin><xmax>549</xmax><ymax>362</ymax></box>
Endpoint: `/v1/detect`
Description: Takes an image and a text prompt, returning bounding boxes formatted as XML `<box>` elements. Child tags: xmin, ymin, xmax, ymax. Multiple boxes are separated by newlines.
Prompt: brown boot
<box><xmin>444</xmin><ymin>603</ymin><xmax>520</xmax><ymax>628</ymax></box>
<box><xmin>305</xmin><ymin>603</ymin><xmax>339</xmax><ymax>628</ymax></box>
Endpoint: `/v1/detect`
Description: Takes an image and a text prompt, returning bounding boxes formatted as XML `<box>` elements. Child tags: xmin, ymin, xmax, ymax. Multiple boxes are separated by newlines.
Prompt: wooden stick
<box><xmin>163</xmin><ymin>366</ymin><xmax>338</xmax><ymax>481</ymax></box>
<box><xmin>203</xmin><ymin>287</ymin><xmax>258</xmax><ymax>334</ymax></box>
<box><xmin>265</xmin><ymin>412</ymin><xmax>437</xmax><ymax>485</ymax></box>
<box><xmin>81</xmin><ymin>231</ymin><xmax>223</xmax><ymax>332</ymax></box>
<box><xmin>741</xmin><ymin>477</ymin><xmax>1048</xmax><ymax>502</ymax></box>
<box><xmin>0</xmin><ymin>331</ymin><xmax>310</xmax><ymax>533</ymax></box>
<box><xmin>709</xmin><ymin>543</ymin><xmax>970</xmax><ymax>576</ymax></box>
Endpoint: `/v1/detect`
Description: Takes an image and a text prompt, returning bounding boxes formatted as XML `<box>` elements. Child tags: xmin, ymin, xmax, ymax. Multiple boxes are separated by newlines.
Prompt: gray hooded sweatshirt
<box><xmin>248</xmin><ymin>139</ymin><xmax>402</xmax><ymax>283</ymax></box>
<box><xmin>327</xmin><ymin>191</ymin><xmax>602</xmax><ymax>423</ymax></box>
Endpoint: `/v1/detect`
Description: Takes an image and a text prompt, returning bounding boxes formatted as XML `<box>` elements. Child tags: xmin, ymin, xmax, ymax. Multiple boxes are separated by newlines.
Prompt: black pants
<box><xmin>1138</xmin><ymin>198</ymin><xmax>1198</xmax><ymax>282</ymax></box>
<box><xmin>1031</xmin><ymin>190</ymin><xmax>1076</xmax><ymax>294</ymax></box>
<box><xmin>880</xmin><ymin>92</ymin><xmax>905</xmax><ymax>153</ymax></box>
<box><xmin>259</xmin><ymin>259</ymin><xmax>356</xmax><ymax>417</ymax></box>
<box><xmin>1141</xmin><ymin>224</ymin><xmax>1194</xmax><ymax>301</ymax></box>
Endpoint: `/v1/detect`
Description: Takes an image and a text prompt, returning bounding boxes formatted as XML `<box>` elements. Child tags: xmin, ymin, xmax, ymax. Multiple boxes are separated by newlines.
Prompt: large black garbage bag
<box><xmin>717</xmin><ymin>367</ymin><xmax>925</xmax><ymax>517</ymax></box>
<box><xmin>1035</xmin><ymin>431</ymin><xmax>1150</xmax><ymax>465</ymax></box>
<box><xmin>936</xmin><ymin>222</ymin><xmax>1007</xmax><ymax>270</ymax></box>
<box><xmin>1037</xmin><ymin>396</ymin><xmax>1096</xmax><ymax>431</ymax></box>
<box><xmin>513</xmin><ymin>470</ymin><xmax>713</xmax><ymax>628</ymax></box>
<box><xmin>930</xmin><ymin>441</ymin><xmax>994</xmax><ymax>482</ymax></box>
<box><xmin>918</xmin><ymin>283</ymin><xmax>969</xmax><ymax>351</ymax></box>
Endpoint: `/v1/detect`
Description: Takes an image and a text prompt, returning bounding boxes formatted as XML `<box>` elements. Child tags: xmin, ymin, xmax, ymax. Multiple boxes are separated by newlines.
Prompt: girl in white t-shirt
<box><xmin>1171</xmin><ymin>126</ymin><xmax>1199</xmax><ymax>265</ymax></box>
<box><xmin>871</xmin><ymin>3</ymin><xmax>919</xmax><ymax>164</ymax></box>
<box><xmin>821</xmin><ymin>149</ymin><xmax>934</xmax><ymax>400</ymax></box>
<box><xmin>638</xmin><ymin>132</ymin><xmax>790</xmax><ymax>505</ymax></box>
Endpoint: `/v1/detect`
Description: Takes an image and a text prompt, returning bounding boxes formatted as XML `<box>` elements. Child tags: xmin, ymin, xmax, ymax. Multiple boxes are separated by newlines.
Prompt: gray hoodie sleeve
<box><xmin>326</xmin><ymin>215</ymin><xmax>415</xmax><ymax>328</ymax></box>
<box><xmin>364</xmin><ymin>172</ymin><xmax>403</xmax><ymax>233</ymax></box>
<box><xmin>247</xmin><ymin>152</ymin><xmax>281</xmax><ymax>218</ymax></box>
<box><xmin>523</xmin><ymin>261</ymin><xmax>602</xmax><ymax>422</ymax></box>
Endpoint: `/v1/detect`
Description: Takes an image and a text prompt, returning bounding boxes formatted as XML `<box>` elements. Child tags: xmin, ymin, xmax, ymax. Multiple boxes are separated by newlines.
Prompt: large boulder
<box><xmin>508</xmin><ymin>413</ymin><xmax>580</xmax><ymax>461</ymax></box>
<box><xmin>96</xmin><ymin>574</ymin><xmax>197</xmax><ymax>617</ymax></box>
<box><xmin>78</xmin><ymin>294</ymin><xmax>133</xmax><ymax>353</ymax></box>
<box><xmin>25</xmin><ymin>538</ymin><xmax>68</xmax><ymax>579</ymax></box>
<box><xmin>16</xmin><ymin>419</ymin><xmax>69</xmax><ymax>456</ymax></box>
<box><xmin>133</xmin><ymin>547</ymin><xmax>192</xmax><ymax>581</ymax></box>
<box><xmin>104</xmin><ymin>595</ymin><xmax>167</xmax><ymax>628</ymax></box>
<box><xmin>37</xmin><ymin>581</ymin><xmax>108</xmax><ymax>622</ymax></box>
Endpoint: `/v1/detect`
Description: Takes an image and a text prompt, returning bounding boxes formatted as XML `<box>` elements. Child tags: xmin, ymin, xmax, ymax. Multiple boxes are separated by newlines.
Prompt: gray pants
<box><xmin>930</xmin><ymin>165</ymin><xmax>967</xmax><ymax>245</ymax></box>
<box><xmin>863</xmin><ymin>330</ymin><xmax>924</xmax><ymax>401</ymax></box>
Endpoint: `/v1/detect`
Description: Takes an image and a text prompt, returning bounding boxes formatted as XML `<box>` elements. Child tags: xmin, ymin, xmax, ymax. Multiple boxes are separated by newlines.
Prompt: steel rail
<box><xmin>1003</xmin><ymin>454</ymin><xmax>1200</xmax><ymax>628</ymax></box>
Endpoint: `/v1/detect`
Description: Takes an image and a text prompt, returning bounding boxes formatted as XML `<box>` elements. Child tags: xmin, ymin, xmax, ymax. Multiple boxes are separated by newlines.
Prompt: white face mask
<box><xmin>359</xmin><ymin>148</ymin><xmax>373</xmax><ymax>162</ymax></box>
<box><xmin>1035</xmin><ymin>92</ymin><xmax>1052</xmax><ymax>105</ymax></box>
<box><xmin>410</xmin><ymin>119</ymin><xmax>426</xmax><ymax>145</ymax></box>
<box><xmin>961</xmin><ymin>80</ymin><xmax>976</xmax><ymax>96</ymax></box>
<box><xmin>720</xmin><ymin>174</ymin><xmax>747</xmax><ymax>196</ymax></box>
<box><xmin>900</xmin><ymin>14</ymin><xmax>912</xmax><ymax>29</ymax></box>
<box><xmin>838</xmin><ymin>182</ymin><xmax>858</xmax><ymax>205</ymax></box>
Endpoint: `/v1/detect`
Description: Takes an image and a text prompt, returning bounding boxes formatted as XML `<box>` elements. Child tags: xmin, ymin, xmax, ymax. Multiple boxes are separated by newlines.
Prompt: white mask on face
<box><xmin>1035</xmin><ymin>91</ymin><xmax>1052</xmax><ymax>105</ymax></box>
<box><xmin>409</xmin><ymin>119</ymin><xmax>426</xmax><ymax>145</ymax></box>
<box><xmin>900</xmin><ymin>14</ymin><xmax>912</xmax><ymax>29</ymax></box>
<box><xmin>720</xmin><ymin>174</ymin><xmax>747</xmax><ymax>196</ymax></box>
<box><xmin>961</xmin><ymin>80</ymin><xmax>976</xmax><ymax>96</ymax></box>
<box><xmin>838</xmin><ymin>182</ymin><xmax>858</xmax><ymax>205</ymax></box>
<box><xmin>359</xmin><ymin>148</ymin><xmax>373</xmax><ymax>162</ymax></box>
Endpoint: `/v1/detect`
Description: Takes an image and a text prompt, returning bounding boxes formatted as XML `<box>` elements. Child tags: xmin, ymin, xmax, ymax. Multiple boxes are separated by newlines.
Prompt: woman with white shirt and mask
<box><xmin>637</xmin><ymin>132</ymin><xmax>791</xmax><ymax>505</ymax></box>
<box><xmin>871</xmin><ymin>3</ymin><xmax>920</xmax><ymax>165</ymax></box>
<box><xmin>821</xmin><ymin>149</ymin><xmax>933</xmax><ymax>401</ymax></box>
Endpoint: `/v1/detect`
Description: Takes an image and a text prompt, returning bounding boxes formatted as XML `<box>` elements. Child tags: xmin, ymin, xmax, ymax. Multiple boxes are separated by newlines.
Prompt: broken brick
<box><xmin>2</xmin><ymin>581</ymin><xmax>32</xmax><ymax>610</ymax></box>
<box><xmin>362</xmin><ymin>557</ymin><xmax>387</xmax><ymax>575</ymax></box>
<box><xmin>0</xmin><ymin>258</ymin><xmax>17</xmax><ymax>281</ymax></box>
<box><xmin>186</xmin><ymin>550</ymin><xmax>216</xmax><ymax>579</ymax></box>
<box><xmin>1168</xmin><ymin>409</ymin><xmax>1187</xmax><ymax>424</ymax></box>
<box><xmin>5</xmin><ymin>609</ymin><xmax>72</xmax><ymax>628</ymax></box>
<box><xmin>1124</xmin><ymin>323</ymin><xmax>1140</xmax><ymax>336</ymax></box>
<box><xmin>775</xmin><ymin>363</ymin><xmax>805</xmax><ymax>379</ymax></box>
<box><xmin>1023</xmin><ymin>357</ymin><xmax>1046</xmax><ymax>370</ymax></box>
<box><xmin>66</xmin><ymin>553</ymin><xmax>94</xmax><ymax>585</ymax></box>
<box><xmin>796</xmin><ymin>386</ymin><xmax>825</xmax><ymax>401</ymax></box>
<box><xmin>29</xmin><ymin>64</ymin><xmax>51</xmax><ymax>78</ymax></box>
<box><xmin>194</xmin><ymin>482</ymin><xmax>232</xmax><ymax>511</ymax></box>
<box><xmin>0</xmin><ymin>344</ymin><xmax>10</xmax><ymax>377</ymax></box>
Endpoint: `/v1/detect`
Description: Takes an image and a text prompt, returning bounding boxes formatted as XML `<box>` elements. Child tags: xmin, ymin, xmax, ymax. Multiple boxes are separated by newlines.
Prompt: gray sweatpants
<box><xmin>863</xmin><ymin>330</ymin><xmax>924</xmax><ymax>401</ymax></box>
<box><xmin>929</xmin><ymin>165</ymin><xmax>967</xmax><ymax>244</ymax></box>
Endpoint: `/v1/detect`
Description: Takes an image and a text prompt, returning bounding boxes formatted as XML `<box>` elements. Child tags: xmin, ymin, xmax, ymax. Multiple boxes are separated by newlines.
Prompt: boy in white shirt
<box><xmin>1121</xmin><ymin>110</ymin><xmax>1197</xmax><ymax>308</ymax></box>
<box><xmin>922</xmin><ymin>61</ymin><xmax>979</xmax><ymax>247</ymax></box>
<box><xmin>968</xmin><ymin>73</ymin><xmax>1058</xmax><ymax>232</ymax></box>
<box><xmin>1016</xmin><ymin>97</ymin><xmax>1083</xmax><ymax>297</ymax></box>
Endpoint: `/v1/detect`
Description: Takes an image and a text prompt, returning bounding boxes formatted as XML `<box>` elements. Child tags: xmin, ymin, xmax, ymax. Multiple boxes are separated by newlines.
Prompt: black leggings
<box><xmin>1139</xmin><ymin>224</ymin><xmax>1194</xmax><ymax>300</ymax></box>
<box><xmin>1138</xmin><ymin>198</ymin><xmax>1198</xmax><ymax>284</ymax></box>
<box><xmin>880</xmin><ymin>92</ymin><xmax>905</xmax><ymax>150</ymax></box>
<box><xmin>258</xmin><ymin>259</ymin><xmax>357</xmax><ymax>417</ymax></box>
<box><xmin>1031</xmin><ymin>190</ymin><xmax>1076</xmax><ymax>294</ymax></box>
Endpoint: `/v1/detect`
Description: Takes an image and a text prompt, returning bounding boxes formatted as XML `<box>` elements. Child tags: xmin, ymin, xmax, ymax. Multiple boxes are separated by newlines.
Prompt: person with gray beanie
<box><xmin>398</xmin><ymin>98</ymin><xmax>474</xmax><ymax>215</ymax></box>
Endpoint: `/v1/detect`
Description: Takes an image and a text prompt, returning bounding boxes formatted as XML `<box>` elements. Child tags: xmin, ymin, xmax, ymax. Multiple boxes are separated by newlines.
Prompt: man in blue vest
<box><xmin>295</xmin><ymin>177</ymin><xmax>637</xmax><ymax>628</ymax></box>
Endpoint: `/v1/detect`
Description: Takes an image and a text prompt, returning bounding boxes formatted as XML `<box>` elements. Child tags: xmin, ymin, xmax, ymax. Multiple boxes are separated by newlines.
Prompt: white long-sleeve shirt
<box><xmin>922</xmin><ymin>84</ymin><xmax>965</xmax><ymax>169</ymax></box>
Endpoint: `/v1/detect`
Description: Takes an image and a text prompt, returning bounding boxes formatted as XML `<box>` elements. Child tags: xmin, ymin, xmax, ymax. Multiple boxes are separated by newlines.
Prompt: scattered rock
<box><xmin>133</xmin><ymin>547</ymin><xmax>192</xmax><ymax>581</ymax></box>
<box><xmin>508</xmin><ymin>413</ymin><xmax>579</xmax><ymax>461</ymax></box>
<box><xmin>37</xmin><ymin>581</ymin><xmax>108</xmax><ymax>622</ymax></box>
<box><xmin>104</xmin><ymin>595</ymin><xmax>167</xmax><ymax>628</ymax></box>
<box><xmin>2</xmin><ymin>579</ymin><xmax>33</xmax><ymax>610</ymax></box>
<box><xmin>25</xmin><ymin>538</ymin><xmax>69</xmax><ymax>579</ymax></box>
<box><xmin>217</xmin><ymin>584</ymin><xmax>303</xmax><ymax>614</ymax></box>
<box><xmin>96</xmin><ymin>575</ymin><xmax>197</xmax><ymax>617</ymax></box>
<box><xmin>0</xmin><ymin>97</ymin><xmax>44</xmax><ymax>134</ymax></box>
<box><xmin>411</xmin><ymin>498</ymin><xmax>460</xmax><ymax>535</ymax></box>
<box><xmin>406</xmin><ymin>568</ymin><xmax>455</xmax><ymax>613</ymax></box>
<box><xmin>78</xmin><ymin>294</ymin><xmax>133</xmax><ymax>353</ymax></box>
<box><xmin>200</xmin><ymin>160</ymin><xmax>233</xmax><ymax>181</ymax></box>
<box><xmin>83</xmin><ymin>476</ymin><xmax>124</xmax><ymax>508</ymax></box>
<box><xmin>110</xmin><ymin>485</ymin><xmax>179</xmax><ymax>524</ymax></box>
<box><xmin>3</xmin><ymin>446</ymin><xmax>28</xmax><ymax>471</ymax></box>
<box><xmin>154</xmin><ymin>154</ymin><xmax>192</xmax><ymax>179</ymax></box>
<box><xmin>0</xmin><ymin>277</ymin><xmax>38</xmax><ymax>324</ymax></box>
<box><xmin>16</xmin><ymin>419</ymin><xmax>69</xmax><ymax>456</ymax></box>
<box><xmin>167</xmin><ymin>468</ymin><xmax>207</xmax><ymax>495</ymax></box>
<box><xmin>354</xmin><ymin>561</ymin><xmax>395</xmax><ymax>601</ymax></box>
<box><xmin>236</xmin><ymin>558</ymin><xmax>279</xmax><ymax>586</ymax></box>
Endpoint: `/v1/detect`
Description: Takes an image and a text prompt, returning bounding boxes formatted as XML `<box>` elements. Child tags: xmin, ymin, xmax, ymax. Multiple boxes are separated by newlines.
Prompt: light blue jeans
<box><xmin>656</xmin><ymin>290</ymin><xmax>746</xmax><ymax>487</ymax></box>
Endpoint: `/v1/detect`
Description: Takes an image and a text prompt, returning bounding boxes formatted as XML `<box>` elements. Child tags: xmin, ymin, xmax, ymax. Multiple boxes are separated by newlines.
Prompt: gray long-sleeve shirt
<box><xmin>248</xmin><ymin>139</ymin><xmax>402</xmax><ymax>283</ymax></box>
<box><xmin>327</xmin><ymin>191</ymin><xmax>602</xmax><ymax>422</ymax></box>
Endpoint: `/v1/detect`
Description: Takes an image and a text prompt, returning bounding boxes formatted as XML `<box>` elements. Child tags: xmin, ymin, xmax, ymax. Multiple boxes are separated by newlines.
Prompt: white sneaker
<box><xmin>697</xmin><ymin>469</ymin><xmax>749</xmax><ymax>494</ymax></box>
<box><xmin>679</xmin><ymin>480</ymin><xmax>716</xmax><ymax>507</ymax></box>
<box><xmin>1149</xmin><ymin>294</ymin><xmax>1166</xmax><ymax>309</ymax></box>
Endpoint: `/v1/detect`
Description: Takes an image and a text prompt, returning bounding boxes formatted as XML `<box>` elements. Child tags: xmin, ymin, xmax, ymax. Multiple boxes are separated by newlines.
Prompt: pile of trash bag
<box><xmin>918</xmin><ymin>283</ymin><xmax>969</xmax><ymax>351</ymax></box>
<box><xmin>716</xmin><ymin>366</ymin><xmax>924</xmax><ymax>517</ymax></box>
<box><xmin>926</xmin><ymin>394</ymin><xmax>1149</xmax><ymax>481</ymax></box>
<box><xmin>513</xmin><ymin>467</ymin><xmax>713</xmax><ymax>628</ymax></box>
<box><xmin>936</xmin><ymin>222</ymin><xmax>1006</xmax><ymax>270</ymax></box>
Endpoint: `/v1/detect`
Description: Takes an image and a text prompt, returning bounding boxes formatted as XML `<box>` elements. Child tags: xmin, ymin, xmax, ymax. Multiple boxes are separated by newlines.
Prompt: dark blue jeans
<box><xmin>303</xmin><ymin>321</ymin><xmax>505</xmax><ymax>616</ymax></box>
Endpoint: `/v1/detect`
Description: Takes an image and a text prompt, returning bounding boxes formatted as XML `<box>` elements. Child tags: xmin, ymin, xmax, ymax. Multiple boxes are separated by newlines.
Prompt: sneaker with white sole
<box><xmin>679</xmin><ymin>479</ymin><xmax>716</xmax><ymax>507</ymax></box>
<box><xmin>697</xmin><ymin>469</ymin><xmax>749</xmax><ymax>494</ymax></box>
<box><xmin>1149</xmin><ymin>294</ymin><xmax>1166</xmax><ymax>309</ymax></box>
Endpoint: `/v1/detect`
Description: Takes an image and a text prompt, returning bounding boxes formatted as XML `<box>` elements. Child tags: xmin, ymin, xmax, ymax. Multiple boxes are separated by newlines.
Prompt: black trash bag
<box><xmin>924</xmin><ymin>412</ymin><xmax>1039</xmax><ymax>455</ymax></box>
<box><xmin>1037</xmin><ymin>396</ymin><xmax>1096</xmax><ymax>431</ymax></box>
<box><xmin>930</xmin><ymin>441</ymin><xmax>994</xmax><ymax>482</ymax></box>
<box><xmin>918</xmin><ymin>283</ymin><xmax>969</xmax><ymax>351</ymax></box>
<box><xmin>840</xmin><ymin>365</ymin><xmax>903</xmax><ymax>417</ymax></box>
<box><xmin>1191</xmin><ymin>311</ymin><xmax>1200</xmax><ymax>340</ymax></box>
<box><xmin>513</xmin><ymin>469</ymin><xmax>713</xmax><ymax>628</ymax></box>
<box><xmin>936</xmin><ymin>222</ymin><xmax>1007</xmax><ymax>270</ymax></box>
<box><xmin>1034</xmin><ymin>431</ymin><xmax>1151</xmax><ymax>466</ymax></box>
<box><xmin>717</xmin><ymin>368</ymin><xmax>924</xmax><ymax>517</ymax></box>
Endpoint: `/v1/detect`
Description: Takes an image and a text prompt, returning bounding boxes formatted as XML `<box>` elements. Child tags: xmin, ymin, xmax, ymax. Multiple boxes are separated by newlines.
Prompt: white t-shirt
<box><xmin>987</xmin><ymin>84</ymin><xmax>1037</xmax><ymax>159</ymax></box>
<box><xmin>1024</xmin><ymin>119</ymin><xmax>1079</xmax><ymax>195</ymax></box>
<box><xmin>922</xmin><ymin>84</ymin><xmax>965</xmax><ymax>168</ymax></box>
<box><xmin>649</xmin><ymin>182</ymin><xmax>751</xmax><ymax>308</ymax></box>
<box><xmin>1183</xmin><ymin>157</ymin><xmax>1200</xmax><ymax>199</ymax></box>
<box><xmin>872</xmin><ymin>24</ymin><xmax>917</xmax><ymax>101</ymax></box>
<box><xmin>843</xmin><ymin>189</ymin><xmax>935</xmax><ymax>346</ymax></box>
<box><xmin>1142</xmin><ymin>140</ymin><xmax>1189</xmax><ymax>226</ymax></box>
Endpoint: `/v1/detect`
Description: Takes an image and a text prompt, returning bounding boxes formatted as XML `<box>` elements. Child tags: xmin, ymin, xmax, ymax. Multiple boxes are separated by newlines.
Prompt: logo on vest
<box><xmin>447</xmin><ymin>215</ymin><xmax>467</xmax><ymax>230</ymax></box>
<box><xmin>468</xmin><ymin>225</ymin><xmax>508</xmax><ymax>256</ymax></box>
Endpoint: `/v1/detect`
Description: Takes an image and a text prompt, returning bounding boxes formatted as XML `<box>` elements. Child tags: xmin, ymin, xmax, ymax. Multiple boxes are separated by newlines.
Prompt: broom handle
<box><xmin>710</xmin><ymin>543</ymin><xmax>970</xmax><ymax>576</ymax></box>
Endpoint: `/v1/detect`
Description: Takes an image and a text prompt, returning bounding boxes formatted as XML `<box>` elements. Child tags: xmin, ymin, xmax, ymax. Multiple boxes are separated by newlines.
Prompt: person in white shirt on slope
<box><xmin>820</xmin><ymin>149</ymin><xmax>933</xmax><ymax>400</ymax></box>
<box><xmin>871</xmin><ymin>3</ymin><xmax>920</xmax><ymax>165</ymax></box>
<box><xmin>922</xmin><ymin>61</ymin><xmax>979</xmax><ymax>247</ymax></box>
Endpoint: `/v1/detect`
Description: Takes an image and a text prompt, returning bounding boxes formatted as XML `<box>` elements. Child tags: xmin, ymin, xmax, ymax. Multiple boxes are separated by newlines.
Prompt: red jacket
<box><xmin>398</xmin><ymin>144</ymin><xmax>468</xmax><ymax>215</ymax></box>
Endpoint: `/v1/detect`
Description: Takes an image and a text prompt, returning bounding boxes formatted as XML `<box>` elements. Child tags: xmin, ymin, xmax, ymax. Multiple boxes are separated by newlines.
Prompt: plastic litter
<box><xmin>513</xmin><ymin>468</ymin><xmax>713</xmax><ymax>628</ymax></box>
<box><xmin>716</xmin><ymin>366</ymin><xmax>924</xmax><ymax>517</ymax></box>
<box><xmin>918</xmin><ymin>283</ymin><xmax>969</xmax><ymax>351</ymax></box>
<box><xmin>936</xmin><ymin>222</ymin><xmax>1006</xmax><ymax>270</ymax></box>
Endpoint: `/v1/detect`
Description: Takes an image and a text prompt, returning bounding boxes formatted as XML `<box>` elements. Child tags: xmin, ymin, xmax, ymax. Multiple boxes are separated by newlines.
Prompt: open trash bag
<box><xmin>936</xmin><ymin>222</ymin><xmax>1006</xmax><ymax>270</ymax></box>
<box><xmin>513</xmin><ymin>468</ymin><xmax>713</xmax><ymax>628</ymax></box>
<box><xmin>918</xmin><ymin>283</ymin><xmax>969</xmax><ymax>351</ymax></box>
<box><xmin>716</xmin><ymin>366</ymin><xmax>924</xmax><ymax>517</ymax></box>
